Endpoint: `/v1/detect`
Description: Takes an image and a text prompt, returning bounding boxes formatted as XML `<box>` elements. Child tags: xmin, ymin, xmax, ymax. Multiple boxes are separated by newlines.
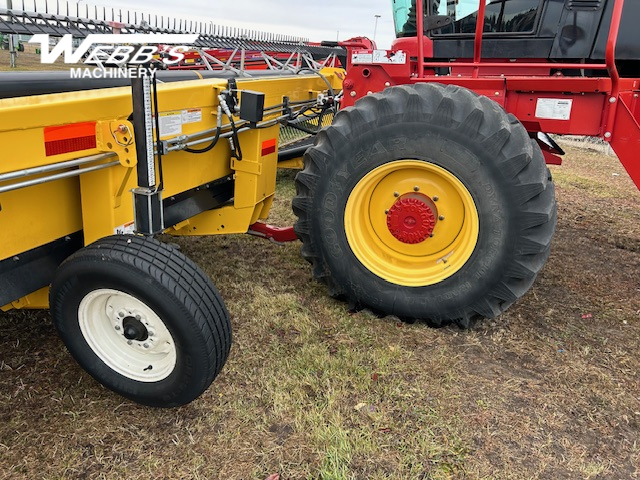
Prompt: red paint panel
<box><xmin>248</xmin><ymin>223</ymin><xmax>298</xmax><ymax>243</ymax></box>
<box><xmin>541</xmin><ymin>150</ymin><xmax>563</xmax><ymax>166</ymax></box>
<box><xmin>44</xmin><ymin>122</ymin><xmax>96</xmax><ymax>156</ymax></box>
<box><xmin>505</xmin><ymin>92</ymin><xmax>606</xmax><ymax>136</ymax></box>
<box><xmin>261</xmin><ymin>138</ymin><xmax>277</xmax><ymax>157</ymax></box>
<box><xmin>610</xmin><ymin>95</ymin><xmax>640</xmax><ymax>189</ymax></box>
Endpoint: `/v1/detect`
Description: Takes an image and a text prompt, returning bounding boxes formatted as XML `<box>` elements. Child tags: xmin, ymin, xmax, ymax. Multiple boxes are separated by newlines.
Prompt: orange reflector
<box><xmin>44</xmin><ymin>122</ymin><xmax>97</xmax><ymax>156</ymax></box>
<box><xmin>261</xmin><ymin>138</ymin><xmax>277</xmax><ymax>157</ymax></box>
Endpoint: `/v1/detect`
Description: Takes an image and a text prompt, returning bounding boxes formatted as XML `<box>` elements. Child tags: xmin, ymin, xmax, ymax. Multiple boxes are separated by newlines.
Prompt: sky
<box><xmin>3</xmin><ymin>0</ymin><xmax>398</xmax><ymax>49</ymax></box>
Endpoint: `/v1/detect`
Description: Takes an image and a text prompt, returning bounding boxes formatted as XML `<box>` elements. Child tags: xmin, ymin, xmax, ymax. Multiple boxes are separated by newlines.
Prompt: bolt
<box><xmin>413</xmin><ymin>186</ymin><xmax>420</xmax><ymax>192</ymax></box>
<box><xmin>135</xmin><ymin>314</ymin><xmax>141</xmax><ymax>320</ymax></box>
<box><xmin>350</xmin><ymin>91</ymin><xmax>357</xmax><ymax>98</ymax></box>
<box><xmin>384</xmin><ymin>82</ymin><xmax>391</xmax><ymax>87</ymax></box>
<box><xmin>148</xmin><ymin>331</ymin><xmax>154</xmax><ymax>337</ymax></box>
<box><xmin>118</xmin><ymin>124</ymin><xmax>128</xmax><ymax>133</ymax></box>
<box><xmin>604</xmin><ymin>132</ymin><xmax>612</xmax><ymax>139</ymax></box>
<box><xmin>439</xmin><ymin>215</ymin><xmax>445</xmax><ymax>221</ymax></box>
<box><xmin>367</xmin><ymin>91</ymin><xmax>373</xmax><ymax>95</ymax></box>
<box><xmin>443</xmin><ymin>259</ymin><xmax>448</xmax><ymax>264</ymax></box>
<box><xmin>609</xmin><ymin>97</ymin><xmax>617</xmax><ymax>104</ymax></box>
<box><xmin>433</xmin><ymin>196</ymin><xmax>439</xmax><ymax>202</ymax></box>
<box><xmin>127</xmin><ymin>340</ymin><xmax>133</xmax><ymax>345</ymax></box>
<box><xmin>115</xmin><ymin>325</ymin><xmax>121</xmax><ymax>331</ymax></box>
<box><xmin>430</xmin><ymin>234</ymin><xmax>434</xmax><ymax>238</ymax></box>
<box><xmin>119</xmin><ymin>311</ymin><xmax>125</xmax><ymax>318</ymax></box>
<box><xmin>384</xmin><ymin>209</ymin><xmax>389</xmax><ymax>214</ymax></box>
<box><xmin>394</xmin><ymin>192</ymin><xmax>400</xmax><ymax>198</ymax></box>
<box><xmin>143</xmin><ymin>343</ymin><xmax>150</xmax><ymax>349</ymax></box>
<box><xmin>495</xmin><ymin>92</ymin><xmax>500</xmax><ymax>97</ymax></box>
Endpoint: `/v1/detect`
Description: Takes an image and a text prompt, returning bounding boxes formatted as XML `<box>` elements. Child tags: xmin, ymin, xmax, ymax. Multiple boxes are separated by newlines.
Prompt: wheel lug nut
<box><xmin>127</xmin><ymin>340</ymin><xmax>133</xmax><ymax>345</ymax></box>
<box><xmin>115</xmin><ymin>325</ymin><xmax>121</xmax><ymax>331</ymax></box>
<box><xmin>384</xmin><ymin>209</ymin><xmax>389</xmax><ymax>214</ymax></box>
<box><xmin>135</xmin><ymin>314</ymin><xmax>141</xmax><ymax>320</ymax></box>
<box><xmin>433</xmin><ymin>196</ymin><xmax>439</xmax><ymax>202</ymax></box>
<box><xmin>439</xmin><ymin>215</ymin><xmax>445</xmax><ymax>221</ymax></box>
<box><xmin>118</xmin><ymin>311</ymin><xmax>125</xmax><ymax>318</ymax></box>
<box><xmin>394</xmin><ymin>192</ymin><xmax>399</xmax><ymax>198</ymax></box>
<box><xmin>143</xmin><ymin>343</ymin><xmax>150</xmax><ymax>349</ymax></box>
<box><xmin>414</xmin><ymin>186</ymin><xmax>420</xmax><ymax>192</ymax></box>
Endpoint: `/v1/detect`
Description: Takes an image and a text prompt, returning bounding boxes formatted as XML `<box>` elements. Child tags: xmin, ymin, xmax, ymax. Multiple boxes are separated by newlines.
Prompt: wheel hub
<box><xmin>122</xmin><ymin>316</ymin><xmax>149</xmax><ymax>341</ymax></box>
<box><xmin>386</xmin><ymin>194</ymin><xmax>437</xmax><ymax>244</ymax></box>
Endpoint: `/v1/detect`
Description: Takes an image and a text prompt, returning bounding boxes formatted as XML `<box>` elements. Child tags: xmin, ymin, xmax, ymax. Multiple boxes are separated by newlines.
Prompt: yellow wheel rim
<box><xmin>345</xmin><ymin>160</ymin><xmax>479</xmax><ymax>287</ymax></box>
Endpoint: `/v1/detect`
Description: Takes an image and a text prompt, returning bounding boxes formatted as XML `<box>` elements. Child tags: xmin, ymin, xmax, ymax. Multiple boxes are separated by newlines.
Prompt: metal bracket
<box><xmin>95</xmin><ymin>120</ymin><xmax>137</xmax><ymax>167</ymax></box>
<box><xmin>132</xmin><ymin>187</ymin><xmax>164</xmax><ymax>235</ymax></box>
<box><xmin>424</xmin><ymin>15</ymin><xmax>453</xmax><ymax>32</ymax></box>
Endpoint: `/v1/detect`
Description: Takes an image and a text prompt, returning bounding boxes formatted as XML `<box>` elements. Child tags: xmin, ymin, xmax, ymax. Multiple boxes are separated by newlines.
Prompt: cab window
<box><xmin>434</xmin><ymin>0</ymin><xmax>541</xmax><ymax>35</ymax></box>
<box><xmin>392</xmin><ymin>0</ymin><xmax>542</xmax><ymax>37</ymax></box>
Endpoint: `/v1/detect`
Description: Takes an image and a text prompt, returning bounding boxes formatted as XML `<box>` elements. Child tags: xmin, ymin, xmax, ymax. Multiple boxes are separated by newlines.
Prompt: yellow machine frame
<box><xmin>0</xmin><ymin>69</ymin><xmax>344</xmax><ymax>310</ymax></box>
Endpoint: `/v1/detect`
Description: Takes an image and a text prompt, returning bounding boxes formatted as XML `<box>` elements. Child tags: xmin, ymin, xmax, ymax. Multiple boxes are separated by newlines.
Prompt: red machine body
<box><xmin>340</xmin><ymin>0</ymin><xmax>640</xmax><ymax>189</ymax></box>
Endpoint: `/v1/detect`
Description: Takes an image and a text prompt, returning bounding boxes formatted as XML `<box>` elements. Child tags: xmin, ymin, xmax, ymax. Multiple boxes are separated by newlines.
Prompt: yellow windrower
<box><xmin>0</xmin><ymin>69</ymin><xmax>343</xmax><ymax>310</ymax></box>
<box><xmin>0</xmin><ymin>68</ymin><xmax>345</xmax><ymax>407</ymax></box>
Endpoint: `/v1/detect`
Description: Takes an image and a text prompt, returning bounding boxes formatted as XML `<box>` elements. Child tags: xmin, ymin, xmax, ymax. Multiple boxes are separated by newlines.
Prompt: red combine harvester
<box><xmin>294</xmin><ymin>0</ymin><xmax>639</xmax><ymax>327</ymax></box>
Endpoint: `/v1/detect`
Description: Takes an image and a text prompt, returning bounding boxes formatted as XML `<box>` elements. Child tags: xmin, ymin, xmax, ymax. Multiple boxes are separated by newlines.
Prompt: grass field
<box><xmin>0</xmin><ymin>46</ymin><xmax>85</xmax><ymax>71</ymax></box>
<box><xmin>1</xmin><ymin>53</ymin><xmax>639</xmax><ymax>479</ymax></box>
<box><xmin>1</xmin><ymin>144</ymin><xmax>638</xmax><ymax>479</ymax></box>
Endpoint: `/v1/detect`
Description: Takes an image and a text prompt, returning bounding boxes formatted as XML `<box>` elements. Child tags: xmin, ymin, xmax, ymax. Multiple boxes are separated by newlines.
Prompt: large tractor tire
<box><xmin>50</xmin><ymin>235</ymin><xmax>231</xmax><ymax>407</ymax></box>
<box><xmin>293</xmin><ymin>83</ymin><xmax>556</xmax><ymax>328</ymax></box>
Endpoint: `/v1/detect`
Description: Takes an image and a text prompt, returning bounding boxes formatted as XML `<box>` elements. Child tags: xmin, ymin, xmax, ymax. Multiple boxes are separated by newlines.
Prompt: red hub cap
<box><xmin>386</xmin><ymin>195</ymin><xmax>437</xmax><ymax>244</ymax></box>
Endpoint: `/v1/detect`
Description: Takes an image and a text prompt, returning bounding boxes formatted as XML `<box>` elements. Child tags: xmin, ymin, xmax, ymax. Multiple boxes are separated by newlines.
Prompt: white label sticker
<box><xmin>535</xmin><ymin>98</ymin><xmax>573</xmax><ymax>121</ymax></box>
<box><xmin>158</xmin><ymin>111</ymin><xmax>182</xmax><ymax>137</ymax></box>
<box><xmin>372</xmin><ymin>50</ymin><xmax>407</xmax><ymax>64</ymax></box>
<box><xmin>351</xmin><ymin>53</ymin><xmax>373</xmax><ymax>64</ymax></box>
<box><xmin>114</xmin><ymin>221</ymin><xmax>135</xmax><ymax>235</ymax></box>
<box><xmin>352</xmin><ymin>50</ymin><xmax>407</xmax><ymax>65</ymax></box>
<box><xmin>182</xmin><ymin>108</ymin><xmax>202</xmax><ymax>124</ymax></box>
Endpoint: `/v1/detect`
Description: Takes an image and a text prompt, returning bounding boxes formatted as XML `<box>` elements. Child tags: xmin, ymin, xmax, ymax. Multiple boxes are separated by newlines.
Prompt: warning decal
<box><xmin>182</xmin><ymin>108</ymin><xmax>202</xmax><ymax>124</ymax></box>
<box><xmin>158</xmin><ymin>112</ymin><xmax>182</xmax><ymax>137</ymax></box>
<box><xmin>114</xmin><ymin>221</ymin><xmax>135</xmax><ymax>235</ymax></box>
<box><xmin>535</xmin><ymin>99</ymin><xmax>573</xmax><ymax>121</ymax></box>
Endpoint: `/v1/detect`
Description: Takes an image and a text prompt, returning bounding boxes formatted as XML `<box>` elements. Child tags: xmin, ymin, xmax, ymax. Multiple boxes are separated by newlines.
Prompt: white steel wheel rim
<box><xmin>78</xmin><ymin>289</ymin><xmax>177</xmax><ymax>383</ymax></box>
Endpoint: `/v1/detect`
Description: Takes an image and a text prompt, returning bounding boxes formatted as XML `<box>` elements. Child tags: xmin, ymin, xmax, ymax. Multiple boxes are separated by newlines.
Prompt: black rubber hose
<box><xmin>184</xmin><ymin>127</ymin><xmax>221</xmax><ymax>154</ymax></box>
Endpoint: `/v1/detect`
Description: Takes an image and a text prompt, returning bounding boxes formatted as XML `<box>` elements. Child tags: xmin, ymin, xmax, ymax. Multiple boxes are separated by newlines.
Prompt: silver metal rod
<box><xmin>0</xmin><ymin>152</ymin><xmax>117</xmax><ymax>183</ymax></box>
<box><xmin>164</xmin><ymin>101</ymin><xmax>317</xmax><ymax>147</ymax></box>
<box><xmin>0</xmin><ymin>160</ymin><xmax>120</xmax><ymax>194</ymax></box>
<box><xmin>166</xmin><ymin>113</ymin><xmax>297</xmax><ymax>153</ymax></box>
<box><xmin>167</xmin><ymin>126</ymin><xmax>251</xmax><ymax>153</ymax></box>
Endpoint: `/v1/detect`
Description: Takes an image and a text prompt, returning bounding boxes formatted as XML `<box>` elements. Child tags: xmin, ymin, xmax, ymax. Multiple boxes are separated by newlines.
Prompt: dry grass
<box><xmin>0</xmin><ymin>47</ymin><xmax>84</xmax><ymax>71</ymax></box>
<box><xmin>1</xmin><ymin>54</ymin><xmax>639</xmax><ymax>478</ymax></box>
<box><xmin>1</xmin><ymin>143</ymin><xmax>639</xmax><ymax>479</ymax></box>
